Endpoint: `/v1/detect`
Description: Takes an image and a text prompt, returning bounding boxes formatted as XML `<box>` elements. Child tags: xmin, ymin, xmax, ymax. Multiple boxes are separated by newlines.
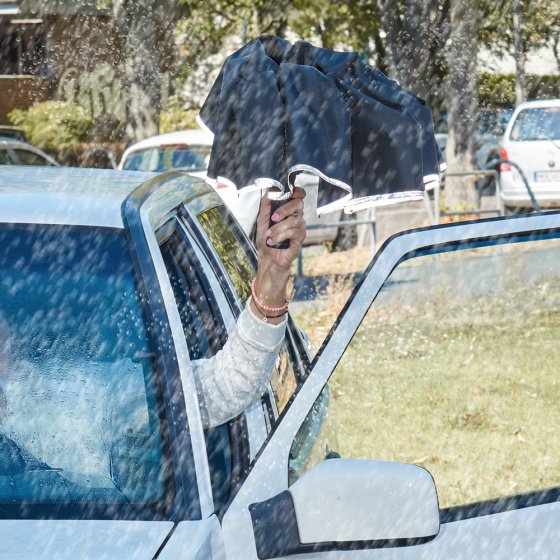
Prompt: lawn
<box><xmin>290</xmin><ymin>244</ymin><xmax>560</xmax><ymax>509</ymax></box>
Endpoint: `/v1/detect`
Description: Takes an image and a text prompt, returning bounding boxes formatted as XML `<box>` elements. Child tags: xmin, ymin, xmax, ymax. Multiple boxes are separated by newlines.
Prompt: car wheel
<box><xmin>330</xmin><ymin>213</ymin><xmax>358</xmax><ymax>252</ymax></box>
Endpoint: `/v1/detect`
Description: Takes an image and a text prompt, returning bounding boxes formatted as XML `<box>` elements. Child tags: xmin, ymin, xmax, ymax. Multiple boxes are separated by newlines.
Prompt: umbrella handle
<box><xmin>268</xmin><ymin>199</ymin><xmax>290</xmax><ymax>249</ymax></box>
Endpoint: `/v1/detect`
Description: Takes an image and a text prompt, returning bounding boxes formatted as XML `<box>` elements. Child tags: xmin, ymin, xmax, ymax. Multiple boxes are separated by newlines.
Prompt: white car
<box><xmin>499</xmin><ymin>99</ymin><xmax>560</xmax><ymax>212</ymax></box>
<box><xmin>119</xmin><ymin>129</ymin><xmax>358</xmax><ymax>248</ymax></box>
<box><xmin>1</xmin><ymin>165</ymin><xmax>559</xmax><ymax>558</ymax></box>
<box><xmin>118</xmin><ymin>129</ymin><xmax>261</xmax><ymax>236</ymax></box>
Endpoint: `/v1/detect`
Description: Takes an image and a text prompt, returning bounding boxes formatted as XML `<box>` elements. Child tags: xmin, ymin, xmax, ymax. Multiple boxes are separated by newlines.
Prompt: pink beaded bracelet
<box><xmin>251</xmin><ymin>278</ymin><xmax>289</xmax><ymax>314</ymax></box>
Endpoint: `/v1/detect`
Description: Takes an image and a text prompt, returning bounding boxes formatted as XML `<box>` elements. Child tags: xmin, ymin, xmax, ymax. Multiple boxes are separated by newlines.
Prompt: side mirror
<box><xmin>249</xmin><ymin>458</ymin><xmax>439</xmax><ymax>559</ymax></box>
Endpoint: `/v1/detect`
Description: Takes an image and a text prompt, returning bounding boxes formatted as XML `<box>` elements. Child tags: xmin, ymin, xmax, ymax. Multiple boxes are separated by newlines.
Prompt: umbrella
<box><xmin>198</xmin><ymin>35</ymin><xmax>443</xmax><ymax>218</ymax></box>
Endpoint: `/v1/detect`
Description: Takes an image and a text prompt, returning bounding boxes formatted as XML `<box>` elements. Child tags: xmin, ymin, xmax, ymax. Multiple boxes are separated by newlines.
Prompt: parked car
<box><xmin>1</xmin><ymin>165</ymin><xmax>559</xmax><ymax>558</ymax></box>
<box><xmin>0</xmin><ymin>137</ymin><xmax>59</xmax><ymax>166</ymax></box>
<box><xmin>119</xmin><ymin>129</ymin><xmax>357</xmax><ymax>249</ymax></box>
<box><xmin>0</xmin><ymin>126</ymin><xmax>27</xmax><ymax>142</ymax></box>
<box><xmin>118</xmin><ymin>129</ymin><xmax>260</xmax><ymax>237</ymax></box>
<box><xmin>499</xmin><ymin>98</ymin><xmax>560</xmax><ymax>212</ymax></box>
<box><xmin>435</xmin><ymin>108</ymin><xmax>513</xmax><ymax>171</ymax></box>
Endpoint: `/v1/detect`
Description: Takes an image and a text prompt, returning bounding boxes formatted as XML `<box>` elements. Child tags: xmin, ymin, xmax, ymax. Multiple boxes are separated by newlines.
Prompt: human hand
<box><xmin>250</xmin><ymin>187</ymin><xmax>306</xmax><ymax>323</ymax></box>
<box><xmin>255</xmin><ymin>187</ymin><xmax>306</xmax><ymax>271</ymax></box>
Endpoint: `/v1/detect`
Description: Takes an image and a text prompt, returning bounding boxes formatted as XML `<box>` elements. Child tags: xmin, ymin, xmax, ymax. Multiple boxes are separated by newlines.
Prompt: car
<box><xmin>0</xmin><ymin>137</ymin><xmax>59</xmax><ymax>167</ymax></box>
<box><xmin>118</xmin><ymin>129</ymin><xmax>261</xmax><ymax>237</ymax></box>
<box><xmin>119</xmin><ymin>129</ymin><xmax>358</xmax><ymax>249</ymax></box>
<box><xmin>0</xmin><ymin>126</ymin><xmax>27</xmax><ymax>142</ymax></box>
<box><xmin>499</xmin><ymin>99</ymin><xmax>560</xmax><ymax>212</ymax></box>
<box><xmin>2</xmin><ymin>166</ymin><xmax>558</xmax><ymax>558</ymax></box>
<box><xmin>434</xmin><ymin>108</ymin><xmax>513</xmax><ymax>172</ymax></box>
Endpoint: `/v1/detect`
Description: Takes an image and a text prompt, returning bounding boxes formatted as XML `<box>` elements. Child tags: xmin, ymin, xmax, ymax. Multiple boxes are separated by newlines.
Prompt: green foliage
<box><xmin>8</xmin><ymin>101</ymin><xmax>92</xmax><ymax>153</ymax></box>
<box><xmin>159</xmin><ymin>96</ymin><xmax>199</xmax><ymax>132</ymax></box>
<box><xmin>479</xmin><ymin>0</ymin><xmax>560</xmax><ymax>56</ymax></box>
<box><xmin>478</xmin><ymin>73</ymin><xmax>516</xmax><ymax>108</ymax></box>
<box><xmin>478</xmin><ymin>73</ymin><xmax>560</xmax><ymax>108</ymax></box>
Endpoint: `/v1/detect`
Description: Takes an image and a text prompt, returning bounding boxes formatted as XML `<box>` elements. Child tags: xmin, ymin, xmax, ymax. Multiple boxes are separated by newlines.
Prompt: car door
<box><xmin>219</xmin><ymin>211</ymin><xmax>560</xmax><ymax>559</ymax></box>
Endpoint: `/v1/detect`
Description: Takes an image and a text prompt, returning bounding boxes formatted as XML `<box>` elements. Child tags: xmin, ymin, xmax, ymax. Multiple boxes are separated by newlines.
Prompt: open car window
<box><xmin>289</xmin><ymin>224</ymin><xmax>560</xmax><ymax>519</ymax></box>
<box><xmin>188</xmin><ymin>204</ymin><xmax>304</xmax><ymax>418</ymax></box>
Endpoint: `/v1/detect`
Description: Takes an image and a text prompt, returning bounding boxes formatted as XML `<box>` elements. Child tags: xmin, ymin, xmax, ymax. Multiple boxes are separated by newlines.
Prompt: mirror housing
<box><xmin>249</xmin><ymin>458</ymin><xmax>439</xmax><ymax>558</ymax></box>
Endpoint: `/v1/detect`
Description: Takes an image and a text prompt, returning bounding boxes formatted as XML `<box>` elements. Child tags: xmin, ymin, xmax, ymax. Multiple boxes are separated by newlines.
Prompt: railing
<box><xmin>431</xmin><ymin>158</ymin><xmax>541</xmax><ymax>223</ymax></box>
<box><xmin>295</xmin><ymin>159</ymin><xmax>541</xmax><ymax>282</ymax></box>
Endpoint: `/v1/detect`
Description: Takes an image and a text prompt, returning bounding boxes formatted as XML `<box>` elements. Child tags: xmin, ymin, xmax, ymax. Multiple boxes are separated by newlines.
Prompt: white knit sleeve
<box><xmin>192</xmin><ymin>300</ymin><xmax>287</xmax><ymax>428</ymax></box>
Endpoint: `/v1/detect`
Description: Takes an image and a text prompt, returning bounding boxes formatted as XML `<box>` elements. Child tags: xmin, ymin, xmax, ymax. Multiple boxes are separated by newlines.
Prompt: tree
<box><xmin>379</xmin><ymin>0</ymin><xmax>450</xmax><ymax>118</ymax></box>
<box><xmin>444</xmin><ymin>0</ymin><xmax>479</xmax><ymax>210</ymax></box>
<box><xmin>111</xmin><ymin>0</ymin><xmax>179</xmax><ymax>142</ymax></box>
<box><xmin>289</xmin><ymin>0</ymin><xmax>388</xmax><ymax>73</ymax></box>
<box><xmin>479</xmin><ymin>0</ymin><xmax>560</xmax><ymax>102</ymax></box>
<box><xmin>175</xmin><ymin>0</ymin><xmax>290</xmax><ymax>107</ymax></box>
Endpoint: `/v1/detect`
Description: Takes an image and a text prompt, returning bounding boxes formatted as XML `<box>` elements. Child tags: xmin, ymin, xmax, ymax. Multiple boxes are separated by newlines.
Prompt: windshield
<box><xmin>510</xmin><ymin>107</ymin><xmax>560</xmax><ymax>142</ymax></box>
<box><xmin>122</xmin><ymin>145</ymin><xmax>211</xmax><ymax>172</ymax></box>
<box><xmin>0</xmin><ymin>224</ymin><xmax>174</xmax><ymax>520</ymax></box>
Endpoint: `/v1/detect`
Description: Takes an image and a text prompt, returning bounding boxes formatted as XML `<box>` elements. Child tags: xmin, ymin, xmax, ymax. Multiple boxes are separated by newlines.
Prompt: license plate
<box><xmin>534</xmin><ymin>170</ymin><xmax>560</xmax><ymax>182</ymax></box>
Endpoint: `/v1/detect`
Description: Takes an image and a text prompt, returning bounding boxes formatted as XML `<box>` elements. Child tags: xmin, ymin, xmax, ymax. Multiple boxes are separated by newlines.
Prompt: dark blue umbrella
<box><xmin>199</xmin><ymin>35</ymin><xmax>443</xmax><ymax>221</ymax></box>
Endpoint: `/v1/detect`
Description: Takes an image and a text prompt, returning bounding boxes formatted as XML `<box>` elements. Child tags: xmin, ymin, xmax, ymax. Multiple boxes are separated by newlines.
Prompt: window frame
<box><xmin>156</xmin><ymin>213</ymin><xmax>252</xmax><ymax>514</ymax></box>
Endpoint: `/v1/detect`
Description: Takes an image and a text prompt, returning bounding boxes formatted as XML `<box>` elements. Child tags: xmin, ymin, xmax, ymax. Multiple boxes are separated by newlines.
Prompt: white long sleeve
<box><xmin>192</xmin><ymin>301</ymin><xmax>287</xmax><ymax>428</ymax></box>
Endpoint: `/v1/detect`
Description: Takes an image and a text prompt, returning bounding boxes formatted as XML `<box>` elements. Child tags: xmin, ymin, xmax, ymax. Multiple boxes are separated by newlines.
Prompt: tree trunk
<box><xmin>380</xmin><ymin>0</ymin><xmax>450</xmax><ymax>110</ymax></box>
<box><xmin>443</xmin><ymin>0</ymin><xmax>479</xmax><ymax>211</ymax></box>
<box><xmin>113</xmin><ymin>0</ymin><xmax>177</xmax><ymax>143</ymax></box>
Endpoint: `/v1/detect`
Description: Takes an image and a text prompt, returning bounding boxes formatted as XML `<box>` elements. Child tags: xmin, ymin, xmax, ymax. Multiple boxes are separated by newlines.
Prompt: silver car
<box><xmin>0</xmin><ymin>138</ymin><xmax>59</xmax><ymax>167</ymax></box>
<box><xmin>1</xmin><ymin>166</ymin><xmax>560</xmax><ymax>557</ymax></box>
<box><xmin>499</xmin><ymin>99</ymin><xmax>560</xmax><ymax>212</ymax></box>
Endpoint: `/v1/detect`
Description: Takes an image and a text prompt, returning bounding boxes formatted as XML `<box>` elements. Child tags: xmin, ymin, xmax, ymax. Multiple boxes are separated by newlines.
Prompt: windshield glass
<box><xmin>510</xmin><ymin>107</ymin><xmax>560</xmax><ymax>141</ymax></box>
<box><xmin>0</xmin><ymin>224</ymin><xmax>174</xmax><ymax>519</ymax></box>
<box><xmin>122</xmin><ymin>145</ymin><xmax>211</xmax><ymax>172</ymax></box>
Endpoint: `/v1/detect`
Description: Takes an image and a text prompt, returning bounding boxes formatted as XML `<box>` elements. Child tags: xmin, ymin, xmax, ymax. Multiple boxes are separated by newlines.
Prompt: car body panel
<box><xmin>221</xmin><ymin>211</ymin><xmax>560</xmax><ymax>558</ymax></box>
<box><xmin>0</xmin><ymin>520</ymin><xmax>174</xmax><ymax>560</ymax></box>
<box><xmin>156</xmin><ymin>518</ymin><xmax>226</xmax><ymax>560</ymax></box>
<box><xmin>500</xmin><ymin>99</ymin><xmax>560</xmax><ymax>209</ymax></box>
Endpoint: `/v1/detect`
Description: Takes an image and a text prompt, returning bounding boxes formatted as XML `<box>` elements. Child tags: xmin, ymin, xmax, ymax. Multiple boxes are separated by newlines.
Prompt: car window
<box><xmin>13</xmin><ymin>148</ymin><xmax>53</xmax><ymax>166</ymax></box>
<box><xmin>0</xmin><ymin>224</ymin><xmax>174</xmax><ymax>519</ymax></box>
<box><xmin>158</xmin><ymin>221</ymin><xmax>234</xmax><ymax>510</ymax></box>
<box><xmin>193</xmin><ymin>205</ymin><xmax>301</xmax><ymax>415</ymax></box>
<box><xmin>122</xmin><ymin>145</ymin><xmax>211</xmax><ymax>172</ymax></box>
<box><xmin>510</xmin><ymin>107</ymin><xmax>560</xmax><ymax>142</ymax></box>
<box><xmin>289</xmin><ymin>232</ymin><xmax>560</xmax><ymax>512</ymax></box>
<box><xmin>0</xmin><ymin>149</ymin><xmax>12</xmax><ymax>164</ymax></box>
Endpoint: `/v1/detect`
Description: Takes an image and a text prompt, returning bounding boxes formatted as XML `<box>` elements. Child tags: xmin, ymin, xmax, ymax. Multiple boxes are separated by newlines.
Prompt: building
<box><xmin>0</xmin><ymin>0</ymin><xmax>122</xmax><ymax>124</ymax></box>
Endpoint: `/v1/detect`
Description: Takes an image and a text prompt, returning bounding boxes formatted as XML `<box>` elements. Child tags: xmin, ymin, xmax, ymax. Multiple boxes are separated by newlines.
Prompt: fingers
<box><xmin>269</xmin><ymin>194</ymin><xmax>305</xmax><ymax>224</ymax></box>
<box><xmin>256</xmin><ymin>187</ymin><xmax>307</xmax><ymax>251</ymax></box>
<box><xmin>266</xmin><ymin>213</ymin><xmax>306</xmax><ymax>247</ymax></box>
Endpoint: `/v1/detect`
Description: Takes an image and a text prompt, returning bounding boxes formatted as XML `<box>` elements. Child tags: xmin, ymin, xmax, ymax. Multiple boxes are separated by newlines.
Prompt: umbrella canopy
<box><xmin>199</xmin><ymin>35</ymin><xmax>443</xmax><ymax>215</ymax></box>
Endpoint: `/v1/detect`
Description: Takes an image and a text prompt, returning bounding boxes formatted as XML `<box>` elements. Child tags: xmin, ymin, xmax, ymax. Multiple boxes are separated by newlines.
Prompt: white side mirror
<box><xmin>250</xmin><ymin>458</ymin><xmax>439</xmax><ymax>558</ymax></box>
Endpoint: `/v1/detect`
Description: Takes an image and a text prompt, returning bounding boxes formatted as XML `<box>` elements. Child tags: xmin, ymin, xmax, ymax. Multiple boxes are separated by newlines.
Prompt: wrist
<box><xmin>253</xmin><ymin>271</ymin><xmax>290</xmax><ymax>309</ymax></box>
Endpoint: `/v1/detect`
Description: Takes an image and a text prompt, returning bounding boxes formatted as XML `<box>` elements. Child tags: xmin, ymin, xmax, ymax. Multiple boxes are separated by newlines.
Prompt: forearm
<box><xmin>193</xmin><ymin>304</ymin><xmax>286</xmax><ymax>428</ymax></box>
<box><xmin>249</xmin><ymin>258</ymin><xmax>291</xmax><ymax>325</ymax></box>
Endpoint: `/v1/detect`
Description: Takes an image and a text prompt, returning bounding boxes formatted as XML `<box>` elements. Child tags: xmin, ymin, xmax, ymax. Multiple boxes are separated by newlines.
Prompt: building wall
<box><xmin>0</xmin><ymin>75</ymin><xmax>51</xmax><ymax>123</ymax></box>
<box><xmin>0</xmin><ymin>12</ymin><xmax>123</xmax><ymax>123</ymax></box>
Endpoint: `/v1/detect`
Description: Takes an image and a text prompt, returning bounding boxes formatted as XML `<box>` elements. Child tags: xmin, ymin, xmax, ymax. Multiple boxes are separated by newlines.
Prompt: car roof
<box><xmin>0</xmin><ymin>137</ymin><xmax>36</xmax><ymax>147</ymax></box>
<box><xmin>123</xmin><ymin>129</ymin><xmax>214</xmax><ymax>154</ymax></box>
<box><xmin>514</xmin><ymin>99</ymin><xmax>560</xmax><ymax>111</ymax></box>
<box><xmin>0</xmin><ymin>166</ymin><xmax>162</xmax><ymax>228</ymax></box>
<box><xmin>0</xmin><ymin>137</ymin><xmax>60</xmax><ymax>164</ymax></box>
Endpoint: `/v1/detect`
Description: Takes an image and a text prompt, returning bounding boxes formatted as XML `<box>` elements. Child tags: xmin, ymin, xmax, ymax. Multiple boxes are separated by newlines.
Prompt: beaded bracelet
<box><xmin>251</xmin><ymin>277</ymin><xmax>290</xmax><ymax>314</ymax></box>
<box><xmin>251</xmin><ymin>302</ymin><xmax>288</xmax><ymax>323</ymax></box>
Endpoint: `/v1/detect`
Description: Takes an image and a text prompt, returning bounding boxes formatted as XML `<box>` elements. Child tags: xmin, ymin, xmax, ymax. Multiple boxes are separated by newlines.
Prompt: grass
<box><xmin>290</xmin><ymin>244</ymin><xmax>560</xmax><ymax>509</ymax></box>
